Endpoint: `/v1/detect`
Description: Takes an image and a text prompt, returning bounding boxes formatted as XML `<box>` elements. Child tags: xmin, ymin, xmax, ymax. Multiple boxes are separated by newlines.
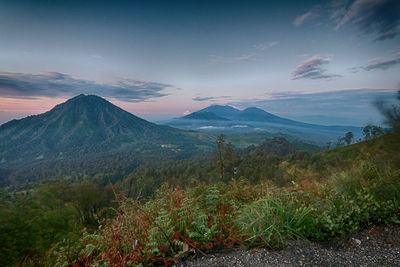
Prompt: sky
<box><xmin>0</xmin><ymin>0</ymin><xmax>399</xmax><ymax>126</ymax></box>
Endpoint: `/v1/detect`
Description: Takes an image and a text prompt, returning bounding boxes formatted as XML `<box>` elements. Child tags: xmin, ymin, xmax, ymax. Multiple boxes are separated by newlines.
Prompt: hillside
<box><xmin>0</xmin><ymin>94</ymin><xmax>215</xmax><ymax>168</ymax></box>
<box><xmin>23</xmin><ymin>134</ymin><xmax>398</xmax><ymax>266</ymax></box>
<box><xmin>1</xmin><ymin>128</ymin><xmax>398</xmax><ymax>266</ymax></box>
<box><xmin>0</xmin><ymin>95</ymin><xmax>218</xmax><ymax>188</ymax></box>
<box><xmin>242</xmin><ymin>137</ymin><xmax>305</xmax><ymax>157</ymax></box>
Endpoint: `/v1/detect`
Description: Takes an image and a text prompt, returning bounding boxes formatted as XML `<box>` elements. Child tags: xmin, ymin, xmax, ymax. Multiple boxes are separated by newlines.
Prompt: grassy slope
<box><xmin>43</xmin><ymin>134</ymin><xmax>400</xmax><ymax>266</ymax></box>
<box><xmin>282</xmin><ymin>134</ymin><xmax>397</xmax><ymax>183</ymax></box>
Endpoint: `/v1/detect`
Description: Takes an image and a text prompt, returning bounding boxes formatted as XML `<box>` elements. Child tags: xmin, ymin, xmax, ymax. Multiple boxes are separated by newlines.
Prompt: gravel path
<box><xmin>174</xmin><ymin>225</ymin><xmax>400</xmax><ymax>267</ymax></box>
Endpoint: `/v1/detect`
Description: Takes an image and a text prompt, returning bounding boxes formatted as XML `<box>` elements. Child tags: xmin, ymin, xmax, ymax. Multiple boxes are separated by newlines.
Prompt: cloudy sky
<box><xmin>0</xmin><ymin>0</ymin><xmax>399</xmax><ymax>125</ymax></box>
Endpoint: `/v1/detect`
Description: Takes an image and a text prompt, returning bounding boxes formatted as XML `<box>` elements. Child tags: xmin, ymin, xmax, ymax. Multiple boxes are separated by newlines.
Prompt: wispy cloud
<box><xmin>293</xmin><ymin>9</ymin><xmax>320</xmax><ymax>26</ymax></box>
<box><xmin>232</xmin><ymin>53</ymin><xmax>258</xmax><ymax>62</ymax></box>
<box><xmin>335</xmin><ymin>0</ymin><xmax>400</xmax><ymax>41</ymax></box>
<box><xmin>0</xmin><ymin>72</ymin><xmax>171</xmax><ymax>102</ymax></box>
<box><xmin>207</xmin><ymin>53</ymin><xmax>258</xmax><ymax>65</ymax></box>
<box><xmin>228</xmin><ymin>89</ymin><xmax>396</xmax><ymax>126</ymax></box>
<box><xmin>292</xmin><ymin>56</ymin><xmax>341</xmax><ymax>80</ymax></box>
<box><xmin>363</xmin><ymin>53</ymin><xmax>400</xmax><ymax>70</ymax></box>
<box><xmin>192</xmin><ymin>96</ymin><xmax>231</xmax><ymax>102</ymax></box>
<box><xmin>294</xmin><ymin>0</ymin><xmax>400</xmax><ymax>41</ymax></box>
<box><xmin>347</xmin><ymin>66</ymin><xmax>361</xmax><ymax>73</ymax></box>
<box><xmin>208</xmin><ymin>40</ymin><xmax>279</xmax><ymax>65</ymax></box>
<box><xmin>348</xmin><ymin>52</ymin><xmax>400</xmax><ymax>72</ymax></box>
<box><xmin>253</xmin><ymin>41</ymin><xmax>279</xmax><ymax>51</ymax></box>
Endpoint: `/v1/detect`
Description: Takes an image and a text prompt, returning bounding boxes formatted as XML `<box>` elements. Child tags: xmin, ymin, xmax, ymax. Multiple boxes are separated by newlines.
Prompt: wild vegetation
<box><xmin>1</xmin><ymin>128</ymin><xmax>398</xmax><ymax>266</ymax></box>
<box><xmin>0</xmin><ymin>92</ymin><xmax>399</xmax><ymax>266</ymax></box>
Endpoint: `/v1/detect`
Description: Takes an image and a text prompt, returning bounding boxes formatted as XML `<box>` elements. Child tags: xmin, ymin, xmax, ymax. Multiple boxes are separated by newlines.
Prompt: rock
<box><xmin>352</xmin><ymin>238</ymin><xmax>362</xmax><ymax>246</ymax></box>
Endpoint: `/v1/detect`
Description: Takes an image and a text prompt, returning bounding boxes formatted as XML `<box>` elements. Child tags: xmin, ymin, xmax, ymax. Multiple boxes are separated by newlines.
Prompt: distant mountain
<box><xmin>0</xmin><ymin>94</ymin><xmax>213</xmax><ymax>167</ymax></box>
<box><xmin>159</xmin><ymin>105</ymin><xmax>363</xmax><ymax>145</ymax></box>
<box><xmin>184</xmin><ymin>111</ymin><xmax>230</xmax><ymax>121</ymax></box>
<box><xmin>180</xmin><ymin>105</ymin><xmax>311</xmax><ymax>125</ymax></box>
<box><xmin>196</xmin><ymin>105</ymin><xmax>241</xmax><ymax>118</ymax></box>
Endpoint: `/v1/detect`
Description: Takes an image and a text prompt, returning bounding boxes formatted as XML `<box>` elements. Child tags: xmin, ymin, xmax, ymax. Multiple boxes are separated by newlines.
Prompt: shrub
<box><xmin>235</xmin><ymin>191</ymin><xmax>311</xmax><ymax>247</ymax></box>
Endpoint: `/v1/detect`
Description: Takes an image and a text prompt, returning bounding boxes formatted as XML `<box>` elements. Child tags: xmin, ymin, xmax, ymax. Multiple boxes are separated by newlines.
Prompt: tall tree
<box><xmin>363</xmin><ymin>125</ymin><xmax>372</xmax><ymax>140</ymax></box>
<box><xmin>344</xmin><ymin>132</ymin><xmax>354</xmax><ymax>145</ymax></box>
<box><xmin>223</xmin><ymin>142</ymin><xmax>239</xmax><ymax>179</ymax></box>
<box><xmin>335</xmin><ymin>137</ymin><xmax>345</xmax><ymax>148</ymax></box>
<box><xmin>213</xmin><ymin>134</ymin><xmax>226</xmax><ymax>180</ymax></box>
<box><xmin>376</xmin><ymin>90</ymin><xmax>400</xmax><ymax>133</ymax></box>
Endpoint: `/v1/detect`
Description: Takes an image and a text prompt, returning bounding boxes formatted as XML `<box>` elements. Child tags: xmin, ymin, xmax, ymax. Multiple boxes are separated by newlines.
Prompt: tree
<box><xmin>335</xmin><ymin>137</ymin><xmax>345</xmax><ymax>148</ymax></box>
<box><xmin>374</xmin><ymin>90</ymin><xmax>400</xmax><ymax>162</ymax></box>
<box><xmin>212</xmin><ymin>134</ymin><xmax>239</xmax><ymax>181</ymax></box>
<box><xmin>376</xmin><ymin>90</ymin><xmax>400</xmax><ymax>133</ymax></box>
<box><xmin>213</xmin><ymin>134</ymin><xmax>226</xmax><ymax>180</ymax></box>
<box><xmin>223</xmin><ymin>142</ymin><xmax>239</xmax><ymax>178</ymax></box>
<box><xmin>324</xmin><ymin>141</ymin><xmax>332</xmax><ymax>151</ymax></box>
<box><xmin>69</xmin><ymin>180</ymin><xmax>113</xmax><ymax>225</ymax></box>
<box><xmin>371</xmin><ymin>126</ymin><xmax>384</xmax><ymax>138</ymax></box>
<box><xmin>344</xmin><ymin>132</ymin><xmax>354</xmax><ymax>145</ymax></box>
<box><xmin>363</xmin><ymin>125</ymin><xmax>372</xmax><ymax>140</ymax></box>
<box><xmin>363</xmin><ymin>125</ymin><xmax>384</xmax><ymax>140</ymax></box>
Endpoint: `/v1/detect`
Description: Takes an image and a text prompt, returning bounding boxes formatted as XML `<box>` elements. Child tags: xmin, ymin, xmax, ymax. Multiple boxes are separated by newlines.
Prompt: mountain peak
<box><xmin>197</xmin><ymin>105</ymin><xmax>240</xmax><ymax>117</ymax></box>
<box><xmin>208</xmin><ymin>104</ymin><xmax>238</xmax><ymax>110</ymax></box>
<box><xmin>67</xmin><ymin>94</ymin><xmax>104</xmax><ymax>102</ymax></box>
<box><xmin>75</xmin><ymin>93</ymin><xmax>87</xmax><ymax>98</ymax></box>
<box><xmin>183</xmin><ymin>111</ymin><xmax>230</xmax><ymax>121</ymax></box>
<box><xmin>171</xmin><ymin>104</ymin><xmax>301</xmax><ymax>125</ymax></box>
<box><xmin>0</xmin><ymin>95</ymin><xmax>212</xmax><ymax>166</ymax></box>
<box><xmin>50</xmin><ymin>94</ymin><xmax>111</xmax><ymax>115</ymax></box>
<box><xmin>242</xmin><ymin>107</ymin><xmax>274</xmax><ymax>116</ymax></box>
<box><xmin>243</xmin><ymin>107</ymin><xmax>265</xmax><ymax>112</ymax></box>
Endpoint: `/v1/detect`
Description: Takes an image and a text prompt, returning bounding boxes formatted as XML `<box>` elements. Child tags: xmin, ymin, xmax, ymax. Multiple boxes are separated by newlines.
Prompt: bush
<box><xmin>235</xmin><ymin>191</ymin><xmax>311</xmax><ymax>247</ymax></box>
<box><xmin>304</xmin><ymin>161</ymin><xmax>400</xmax><ymax>239</ymax></box>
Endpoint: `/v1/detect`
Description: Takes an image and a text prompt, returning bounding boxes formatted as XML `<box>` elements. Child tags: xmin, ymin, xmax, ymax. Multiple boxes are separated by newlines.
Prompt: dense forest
<box><xmin>0</xmin><ymin>92</ymin><xmax>399</xmax><ymax>266</ymax></box>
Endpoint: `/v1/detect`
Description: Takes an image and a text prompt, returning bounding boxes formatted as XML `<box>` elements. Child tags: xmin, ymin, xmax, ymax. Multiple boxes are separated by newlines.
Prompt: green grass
<box><xmin>236</xmin><ymin>193</ymin><xmax>312</xmax><ymax>247</ymax></box>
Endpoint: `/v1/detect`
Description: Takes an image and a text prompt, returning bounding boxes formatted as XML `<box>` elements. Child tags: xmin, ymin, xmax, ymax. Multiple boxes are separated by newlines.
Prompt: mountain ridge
<box><xmin>183</xmin><ymin>111</ymin><xmax>230</xmax><ymax>121</ymax></box>
<box><xmin>0</xmin><ymin>94</ymin><xmax>214</xmax><ymax>167</ymax></box>
<box><xmin>189</xmin><ymin>105</ymin><xmax>327</xmax><ymax>127</ymax></box>
<box><xmin>159</xmin><ymin>104</ymin><xmax>363</xmax><ymax>144</ymax></box>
